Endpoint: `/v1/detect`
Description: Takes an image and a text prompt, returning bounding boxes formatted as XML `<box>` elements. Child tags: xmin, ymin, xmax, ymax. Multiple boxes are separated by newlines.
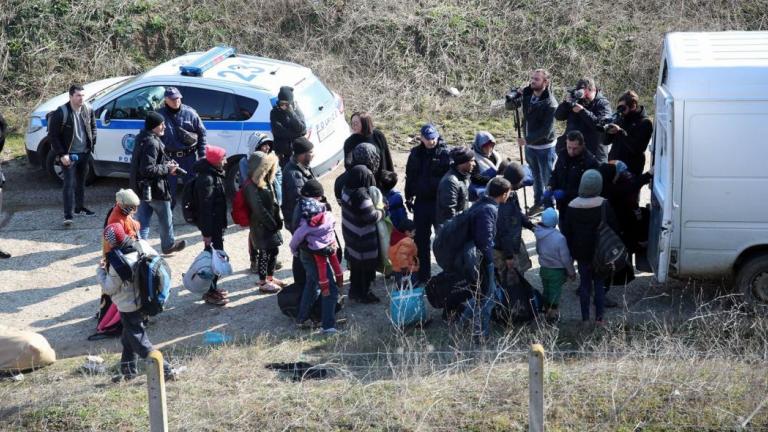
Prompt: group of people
<box><xmin>41</xmin><ymin>69</ymin><xmax>654</xmax><ymax>379</ymax></box>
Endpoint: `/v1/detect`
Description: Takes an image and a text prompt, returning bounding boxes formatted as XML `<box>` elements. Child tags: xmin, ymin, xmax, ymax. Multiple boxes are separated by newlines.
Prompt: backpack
<box><xmin>425</xmin><ymin>271</ymin><xmax>471</xmax><ymax>309</ymax></box>
<box><xmin>277</xmin><ymin>283</ymin><xmax>342</xmax><ymax>322</ymax></box>
<box><xmin>45</xmin><ymin>105</ymin><xmax>68</xmax><ymax>135</ymax></box>
<box><xmin>87</xmin><ymin>294</ymin><xmax>123</xmax><ymax>341</ymax></box>
<box><xmin>592</xmin><ymin>202</ymin><xmax>630</xmax><ymax>279</ymax></box>
<box><xmin>432</xmin><ymin>208</ymin><xmax>474</xmax><ymax>270</ymax></box>
<box><xmin>133</xmin><ymin>254</ymin><xmax>172</xmax><ymax>316</ymax></box>
<box><xmin>492</xmin><ymin>269</ymin><xmax>539</xmax><ymax>325</ymax></box>
<box><xmin>231</xmin><ymin>180</ymin><xmax>251</xmax><ymax>227</ymax></box>
<box><xmin>181</xmin><ymin>177</ymin><xmax>199</xmax><ymax>225</ymax></box>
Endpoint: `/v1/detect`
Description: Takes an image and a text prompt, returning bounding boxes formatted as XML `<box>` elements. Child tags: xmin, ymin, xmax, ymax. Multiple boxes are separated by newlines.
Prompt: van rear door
<box><xmin>648</xmin><ymin>86</ymin><xmax>675</xmax><ymax>282</ymax></box>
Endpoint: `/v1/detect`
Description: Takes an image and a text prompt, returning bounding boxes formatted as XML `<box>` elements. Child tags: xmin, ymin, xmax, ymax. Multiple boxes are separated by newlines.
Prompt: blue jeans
<box><xmin>137</xmin><ymin>200</ymin><xmax>176</xmax><ymax>251</ymax></box>
<box><xmin>525</xmin><ymin>146</ymin><xmax>556</xmax><ymax>207</ymax></box>
<box><xmin>460</xmin><ymin>260</ymin><xmax>498</xmax><ymax>338</ymax></box>
<box><xmin>61</xmin><ymin>153</ymin><xmax>89</xmax><ymax>218</ymax></box>
<box><xmin>297</xmin><ymin>250</ymin><xmax>338</xmax><ymax>330</ymax></box>
<box><xmin>577</xmin><ymin>261</ymin><xmax>605</xmax><ymax>321</ymax></box>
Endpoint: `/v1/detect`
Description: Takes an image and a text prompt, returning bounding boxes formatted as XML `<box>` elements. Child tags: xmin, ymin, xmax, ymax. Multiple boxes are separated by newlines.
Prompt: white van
<box><xmin>648</xmin><ymin>31</ymin><xmax>768</xmax><ymax>303</ymax></box>
<box><xmin>24</xmin><ymin>46</ymin><xmax>348</xmax><ymax>194</ymax></box>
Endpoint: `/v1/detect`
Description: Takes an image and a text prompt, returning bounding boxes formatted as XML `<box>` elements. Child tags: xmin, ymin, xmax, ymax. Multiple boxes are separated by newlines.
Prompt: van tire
<box><xmin>45</xmin><ymin>150</ymin><xmax>98</xmax><ymax>186</ymax></box>
<box><xmin>734</xmin><ymin>254</ymin><xmax>768</xmax><ymax>305</ymax></box>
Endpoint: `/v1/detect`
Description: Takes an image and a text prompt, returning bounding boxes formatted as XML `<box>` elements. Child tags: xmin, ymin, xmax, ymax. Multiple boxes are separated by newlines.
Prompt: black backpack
<box><xmin>277</xmin><ymin>283</ymin><xmax>342</xmax><ymax>322</ymax></box>
<box><xmin>592</xmin><ymin>202</ymin><xmax>630</xmax><ymax>279</ymax></box>
<box><xmin>492</xmin><ymin>269</ymin><xmax>539</xmax><ymax>325</ymax></box>
<box><xmin>425</xmin><ymin>271</ymin><xmax>471</xmax><ymax>309</ymax></box>
<box><xmin>181</xmin><ymin>177</ymin><xmax>199</xmax><ymax>224</ymax></box>
<box><xmin>432</xmin><ymin>208</ymin><xmax>474</xmax><ymax>270</ymax></box>
<box><xmin>133</xmin><ymin>254</ymin><xmax>172</xmax><ymax>316</ymax></box>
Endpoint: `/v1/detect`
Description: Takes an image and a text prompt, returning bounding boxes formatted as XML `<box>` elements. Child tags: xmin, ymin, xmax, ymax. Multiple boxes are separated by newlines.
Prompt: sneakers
<box><xmin>111</xmin><ymin>372</ymin><xmax>138</xmax><ymax>383</ymax></box>
<box><xmin>162</xmin><ymin>240</ymin><xmax>187</xmax><ymax>255</ymax></box>
<box><xmin>320</xmin><ymin>328</ymin><xmax>342</xmax><ymax>336</ymax></box>
<box><xmin>74</xmin><ymin>207</ymin><xmax>96</xmax><ymax>216</ymax></box>
<box><xmin>63</xmin><ymin>218</ymin><xmax>73</xmax><ymax>227</ymax></box>
<box><xmin>268</xmin><ymin>277</ymin><xmax>287</xmax><ymax>288</ymax></box>
<box><xmin>258</xmin><ymin>281</ymin><xmax>281</xmax><ymax>294</ymax></box>
<box><xmin>202</xmin><ymin>290</ymin><xmax>229</xmax><ymax>306</ymax></box>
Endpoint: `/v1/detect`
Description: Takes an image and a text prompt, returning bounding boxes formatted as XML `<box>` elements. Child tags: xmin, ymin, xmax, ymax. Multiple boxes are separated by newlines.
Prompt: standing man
<box><xmin>282</xmin><ymin>137</ymin><xmax>316</xmax><ymax>289</ymax></box>
<box><xmin>270</xmin><ymin>86</ymin><xmax>307</xmax><ymax>167</ymax></box>
<box><xmin>547</xmin><ymin>131</ymin><xmax>599</xmax><ymax>224</ymax></box>
<box><xmin>554</xmin><ymin>78</ymin><xmax>612</xmax><ymax>163</ymax></box>
<box><xmin>518</xmin><ymin>69</ymin><xmax>558</xmax><ymax>214</ymax></box>
<box><xmin>47</xmin><ymin>84</ymin><xmax>97</xmax><ymax>226</ymax></box>
<box><xmin>129</xmin><ymin>112</ymin><xmax>186</xmax><ymax>255</ymax></box>
<box><xmin>157</xmin><ymin>87</ymin><xmax>207</xmax><ymax>208</ymax></box>
<box><xmin>405</xmin><ymin>124</ymin><xmax>451</xmax><ymax>284</ymax></box>
<box><xmin>606</xmin><ymin>90</ymin><xmax>654</xmax><ymax>176</ymax></box>
<box><xmin>436</xmin><ymin>146</ymin><xmax>474</xmax><ymax>228</ymax></box>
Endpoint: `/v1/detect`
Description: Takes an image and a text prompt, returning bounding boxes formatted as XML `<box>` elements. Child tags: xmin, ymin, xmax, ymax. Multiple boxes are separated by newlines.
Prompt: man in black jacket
<box><xmin>436</xmin><ymin>146</ymin><xmax>474</xmax><ymax>227</ymax></box>
<box><xmin>405</xmin><ymin>124</ymin><xmax>451</xmax><ymax>283</ymax></box>
<box><xmin>271</xmin><ymin>86</ymin><xmax>307</xmax><ymax>166</ymax></box>
<box><xmin>606</xmin><ymin>90</ymin><xmax>654</xmax><ymax>176</ymax></box>
<box><xmin>548</xmin><ymin>131</ymin><xmax>599</xmax><ymax>224</ymax></box>
<box><xmin>129</xmin><ymin>112</ymin><xmax>186</xmax><ymax>255</ymax></box>
<box><xmin>281</xmin><ymin>137</ymin><xmax>316</xmax><ymax>289</ymax></box>
<box><xmin>47</xmin><ymin>84</ymin><xmax>97</xmax><ymax>226</ymax></box>
<box><xmin>554</xmin><ymin>78</ymin><xmax>612</xmax><ymax>163</ymax></box>
<box><xmin>519</xmin><ymin>69</ymin><xmax>558</xmax><ymax>213</ymax></box>
<box><xmin>194</xmin><ymin>145</ymin><xmax>230</xmax><ymax>306</ymax></box>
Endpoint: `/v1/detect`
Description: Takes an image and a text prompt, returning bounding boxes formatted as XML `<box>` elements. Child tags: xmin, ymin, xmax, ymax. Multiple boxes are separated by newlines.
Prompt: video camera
<box><xmin>600</xmin><ymin>104</ymin><xmax>628</xmax><ymax>132</ymax></box>
<box><xmin>505</xmin><ymin>87</ymin><xmax>523</xmax><ymax>110</ymax></box>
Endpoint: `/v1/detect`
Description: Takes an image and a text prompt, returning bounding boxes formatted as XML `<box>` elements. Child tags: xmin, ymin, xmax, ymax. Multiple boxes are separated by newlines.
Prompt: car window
<box><xmin>235</xmin><ymin>95</ymin><xmax>258</xmax><ymax>120</ymax></box>
<box><xmin>177</xmin><ymin>87</ymin><xmax>239</xmax><ymax>121</ymax></box>
<box><xmin>108</xmin><ymin>86</ymin><xmax>165</xmax><ymax>120</ymax></box>
<box><xmin>295</xmin><ymin>77</ymin><xmax>334</xmax><ymax>119</ymax></box>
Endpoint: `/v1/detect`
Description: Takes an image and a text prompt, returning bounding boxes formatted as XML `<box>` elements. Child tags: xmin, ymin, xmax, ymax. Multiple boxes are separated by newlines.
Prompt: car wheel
<box><xmin>735</xmin><ymin>254</ymin><xmax>768</xmax><ymax>305</ymax></box>
<box><xmin>224</xmin><ymin>155</ymin><xmax>244</xmax><ymax>200</ymax></box>
<box><xmin>45</xmin><ymin>150</ymin><xmax>98</xmax><ymax>186</ymax></box>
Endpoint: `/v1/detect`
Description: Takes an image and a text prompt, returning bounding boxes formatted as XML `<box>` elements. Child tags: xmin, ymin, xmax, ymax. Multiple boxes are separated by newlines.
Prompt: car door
<box><xmin>94</xmin><ymin>85</ymin><xmax>166</xmax><ymax>173</ymax></box>
<box><xmin>647</xmin><ymin>86</ymin><xmax>675</xmax><ymax>283</ymax></box>
<box><xmin>174</xmin><ymin>85</ymin><xmax>244</xmax><ymax>158</ymax></box>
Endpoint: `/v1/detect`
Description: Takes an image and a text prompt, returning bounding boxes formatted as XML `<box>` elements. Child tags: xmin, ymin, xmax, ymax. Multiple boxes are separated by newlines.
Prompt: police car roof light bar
<box><xmin>179</xmin><ymin>45</ymin><xmax>237</xmax><ymax>77</ymax></box>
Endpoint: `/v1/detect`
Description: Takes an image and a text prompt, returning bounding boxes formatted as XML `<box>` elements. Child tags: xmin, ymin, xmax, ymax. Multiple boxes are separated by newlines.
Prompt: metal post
<box><xmin>528</xmin><ymin>343</ymin><xmax>545</xmax><ymax>432</ymax></box>
<box><xmin>146</xmin><ymin>350</ymin><xmax>168</xmax><ymax>432</ymax></box>
<box><xmin>512</xmin><ymin>106</ymin><xmax>529</xmax><ymax>212</ymax></box>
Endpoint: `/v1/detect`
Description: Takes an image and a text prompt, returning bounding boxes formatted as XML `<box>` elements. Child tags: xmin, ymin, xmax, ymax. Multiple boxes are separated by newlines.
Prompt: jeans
<box><xmin>61</xmin><ymin>153</ymin><xmax>89</xmax><ymax>218</ymax></box>
<box><xmin>120</xmin><ymin>311</ymin><xmax>171</xmax><ymax>376</ymax></box>
<box><xmin>413</xmin><ymin>199</ymin><xmax>438</xmax><ymax>282</ymax></box>
<box><xmin>137</xmin><ymin>200</ymin><xmax>176</xmax><ymax>252</ymax></box>
<box><xmin>525</xmin><ymin>146</ymin><xmax>555</xmax><ymax>207</ymax></box>
<box><xmin>297</xmin><ymin>249</ymin><xmax>338</xmax><ymax>330</ymax></box>
<box><xmin>168</xmin><ymin>153</ymin><xmax>197</xmax><ymax>209</ymax></box>
<box><xmin>577</xmin><ymin>261</ymin><xmax>605</xmax><ymax>321</ymax></box>
<box><xmin>460</xmin><ymin>260</ymin><xmax>498</xmax><ymax>338</ymax></box>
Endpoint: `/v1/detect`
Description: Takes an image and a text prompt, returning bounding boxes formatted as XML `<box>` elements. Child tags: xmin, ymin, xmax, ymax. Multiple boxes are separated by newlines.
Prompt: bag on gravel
<box><xmin>133</xmin><ymin>254</ymin><xmax>172</xmax><ymax>316</ymax></box>
<box><xmin>0</xmin><ymin>325</ymin><xmax>56</xmax><ymax>372</ymax></box>
<box><xmin>277</xmin><ymin>283</ymin><xmax>343</xmax><ymax>322</ymax></box>
<box><xmin>87</xmin><ymin>294</ymin><xmax>123</xmax><ymax>341</ymax></box>
<box><xmin>183</xmin><ymin>250</ymin><xmax>215</xmax><ymax>294</ymax></box>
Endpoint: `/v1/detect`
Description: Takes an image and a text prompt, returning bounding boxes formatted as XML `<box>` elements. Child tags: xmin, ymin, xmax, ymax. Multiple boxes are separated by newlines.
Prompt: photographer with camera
<box><xmin>510</xmin><ymin>69</ymin><xmax>558</xmax><ymax>214</ymax></box>
<box><xmin>605</xmin><ymin>91</ymin><xmax>653</xmax><ymax>176</ymax></box>
<box><xmin>555</xmin><ymin>78</ymin><xmax>612</xmax><ymax>163</ymax></box>
<box><xmin>129</xmin><ymin>112</ymin><xmax>187</xmax><ymax>255</ymax></box>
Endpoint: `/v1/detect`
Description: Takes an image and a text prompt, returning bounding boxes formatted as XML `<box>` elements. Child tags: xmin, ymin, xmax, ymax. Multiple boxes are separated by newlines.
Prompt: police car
<box><xmin>25</xmin><ymin>46</ymin><xmax>348</xmax><ymax>193</ymax></box>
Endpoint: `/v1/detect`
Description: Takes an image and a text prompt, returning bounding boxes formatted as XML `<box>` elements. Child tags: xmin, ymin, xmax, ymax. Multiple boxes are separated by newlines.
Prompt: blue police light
<box><xmin>179</xmin><ymin>45</ymin><xmax>237</xmax><ymax>77</ymax></box>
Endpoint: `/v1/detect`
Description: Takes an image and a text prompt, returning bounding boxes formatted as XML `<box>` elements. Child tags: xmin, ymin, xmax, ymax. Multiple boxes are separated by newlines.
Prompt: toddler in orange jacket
<box><xmin>388</xmin><ymin>219</ymin><xmax>419</xmax><ymax>290</ymax></box>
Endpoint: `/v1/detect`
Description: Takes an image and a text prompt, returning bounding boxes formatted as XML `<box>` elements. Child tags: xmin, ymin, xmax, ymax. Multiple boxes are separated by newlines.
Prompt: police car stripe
<box><xmin>41</xmin><ymin>118</ymin><xmax>271</xmax><ymax>132</ymax></box>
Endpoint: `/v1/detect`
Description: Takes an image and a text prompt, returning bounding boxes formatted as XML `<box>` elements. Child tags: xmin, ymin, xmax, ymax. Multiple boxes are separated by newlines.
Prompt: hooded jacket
<box><xmin>562</xmin><ymin>197</ymin><xmax>619</xmax><ymax>261</ymax></box>
<box><xmin>468</xmin><ymin>195</ymin><xmax>500</xmax><ymax>262</ymax></box>
<box><xmin>404</xmin><ymin>137</ymin><xmax>451</xmax><ymax>202</ymax></box>
<box><xmin>290</xmin><ymin>207</ymin><xmax>337</xmax><ymax>255</ymax></box>
<box><xmin>495</xmin><ymin>191</ymin><xmax>533</xmax><ymax>259</ymax></box>
<box><xmin>534</xmin><ymin>225</ymin><xmax>575</xmax><ymax>273</ymax></box>
<box><xmin>341</xmin><ymin>166</ymin><xmax>384</xmax><ymax>261</ymax></box>
<box><xmin>129</xmin><ymin>129</ymin><xmax>172</xmax><ymax>201</ymax></box>
<box><xmin>193</xmin><ymin>159</ymin><xmax>228</xmax><ymax>237</ymax></box>
<box><xmin>245</xmin><ymin>151</ymin><xmax>283</xmax><ymax>250</ymax></box>
<box><xmin>555</xmin><ymin>91</ymin><xmax>612</xmax><ymax>161</ymax></box>
<box><xmin>606</xmin><ymin>106</ymin><xmax>653</xmax><ymax>176</ymax></box>
<box><xmin>436</xmin><ymin>166</ymin><xmax>470</xmax><ymax>226</ymax></box>
<box><xmin>389</xmin><ymin>236</ymin><xmax>419</xmax><ymax>273</ymax></box>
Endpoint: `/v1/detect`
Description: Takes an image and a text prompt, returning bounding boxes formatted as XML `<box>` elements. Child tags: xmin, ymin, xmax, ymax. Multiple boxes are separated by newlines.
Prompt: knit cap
<box><xmin>540</xmin><ymin>208</ymin><xmax>559</xmax><ymax>228</ymax></box>
<box><xmin>205</xmin><ymin>145</ymin><xmax>227</xmax><ymax>165</ymax></box>
<box><xmin>301</xmin><ymin>179</ymin><xmax>324</xmax><ymax>198</ymax></box>
<box><xmin>115</xmin><ymin>188</ymin><xmax>140</xmax><ymax>208</ymax></box>
<box><xmin>144</xmin><ymin>111</ymin><xmax>164</xmax><ymax>130</ymax></box>
<box><xmin>578</xmin><ymin>169</ymin><xmax>603</xmax><ymax>198</ymax></box>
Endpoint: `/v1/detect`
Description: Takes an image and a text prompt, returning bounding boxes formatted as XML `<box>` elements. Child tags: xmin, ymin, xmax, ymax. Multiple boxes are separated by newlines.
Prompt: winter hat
<box><xmin>115</xmin><ymin>188</ymin><xmax>140</xmax><ymax>209</ymax></box>
<box><xmin>473</xmin><ymin>131</ymin><xmax>496</xmax><ymax>150</ymax></box>
<box><xmin>301</xmin><ymin>179</ymin><xmax>324</xmax><ymax>198</ymax></box>
<box><xmin>503</xmin><ymin>162</ymin><xmax>526</xmax><ymax>186</ymax></box>
<box><xmin>399</xmin><ymin>219</ymin><xmax>416</xmax><ymax>233</ymax></box>
<box><xmin>578</xmin><ymin>169</ymin><xmax>603</xmax><ymax>197</ymax></box>
<box><xmin>351</xmin><ymin>142</ymin><xmax>381</xmax><ymax>173</ymax></box>
<box><xmin>277</xmin><ymin>86</ymin><xmax>295</xmax><ymax>103</ymax></box>
<box><xmin>299</xmin><ymin>196</ymin><xmax>325</xmax><ymax>221</ymax></box>
<box><xmin>205</xmin><ymin>145</ymin><xmax>227</xmax><ymax>165</ymax></box>
<box><xmin>292</xmin><ymin>137</ymin><xmax>314</xmax><ymax>155</ymax></box>
<box><xmin>450</xmin><ymin>146</ymin><xmax>474</xmax><ymax>165</ymax></box>
<box><xmin>420</xmin><ymin>124</ymin><xmax>439</xmax><ymax>140</ymax></box>
<box><xmin>540</xmin><ymin>208</ymin><xmax>559</xmax><ymax>228</ymax></box>
<box><xmin>104</xmin><ymin>223</ymin><xmax>128</xmax><ymax>248</ymax></box>
<box><xmin>144</xmin><ymin>111</ymin><xmax>164</xmax><ymax>131</ymax></box>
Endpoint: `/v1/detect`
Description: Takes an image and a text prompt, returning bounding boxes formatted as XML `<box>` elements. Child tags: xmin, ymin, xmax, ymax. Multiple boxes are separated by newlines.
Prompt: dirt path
<box><xmin>0</xmin><ymin>150</ymin><xmax>705</xmax><ymax>360</ymax></box>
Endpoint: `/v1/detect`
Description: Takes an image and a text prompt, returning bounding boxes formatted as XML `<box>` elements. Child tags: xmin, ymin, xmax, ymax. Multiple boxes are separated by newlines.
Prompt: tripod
<box><xmin>510</xmin><ymin>104</ymin><xmax>529</xmax><ymax>213</ymax></box>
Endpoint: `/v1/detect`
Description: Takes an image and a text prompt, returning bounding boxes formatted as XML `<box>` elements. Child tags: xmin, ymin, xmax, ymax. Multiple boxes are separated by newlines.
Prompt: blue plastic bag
<box><xmin>390</xmin><ymin>277</ymin><xmax>428</xmax><ymax>327</ymax></box>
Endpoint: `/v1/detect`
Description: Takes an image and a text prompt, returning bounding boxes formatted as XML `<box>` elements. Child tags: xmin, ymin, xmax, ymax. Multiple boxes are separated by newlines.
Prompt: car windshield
<box><xmin>88</xmin><ymin>76</ymin><xmax>138</xmax><ymax>102</ymax></box>
<box><xmin>296</xmin><ymin>77</ymin><xmax>334</xmax><ymax>121</ymax></box>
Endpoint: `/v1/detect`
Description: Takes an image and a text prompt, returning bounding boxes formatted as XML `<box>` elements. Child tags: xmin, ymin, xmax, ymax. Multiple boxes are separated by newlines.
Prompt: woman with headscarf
<box><xmin>341</xmin><ymin>165</ymin><xmax>385</xmax><ymax>303</ymax></box>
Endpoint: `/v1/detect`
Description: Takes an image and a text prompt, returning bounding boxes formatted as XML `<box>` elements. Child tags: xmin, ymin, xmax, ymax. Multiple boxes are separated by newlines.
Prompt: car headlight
<box><xmin>27</xmin><ymin>116</ymin><xmax>44</xmax><ymax>134</ymax></box>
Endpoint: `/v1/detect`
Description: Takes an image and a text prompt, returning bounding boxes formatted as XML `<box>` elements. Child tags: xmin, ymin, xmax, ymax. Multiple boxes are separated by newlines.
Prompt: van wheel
<box><xmin>44</xmin><ymin>150</ymin><xmax>98</xmax><ymax>186</ymax></box>
<box><xmin>735</xmin><ymin>254</ymin><xmax>768</xmax><ymax>304</ymax></box>
<box><xmin>224</xmin><ymin>156</ymin><xmax>244</xmax><ymax>200</ymax></box>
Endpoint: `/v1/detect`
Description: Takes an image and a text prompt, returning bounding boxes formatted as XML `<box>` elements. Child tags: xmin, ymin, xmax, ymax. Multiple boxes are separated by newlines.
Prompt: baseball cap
<box><xmin>164</xmin><ymin>87</ymin><xmax>182</xmax><ymax>99</ymax></box>
<box><xmin>420</xmin><ymin>124</ymin><xmax>439</xmax><ymax>140</ymax></box>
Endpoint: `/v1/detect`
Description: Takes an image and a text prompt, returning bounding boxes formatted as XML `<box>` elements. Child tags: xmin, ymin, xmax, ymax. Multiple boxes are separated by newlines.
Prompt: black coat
<box><xmin>47</xmin><ymin>102</ymin><xmax>97</xmax><ymax>156</ymax></box>
<box><xmin>561</xmin><ymin>198</ymin><xmax>620</xmax><ymax>262</ymax></box>
<box><xmin>244</xmin><ymin>182</ymin><xmax>283</xmax><ymax>250</ymax></box>
<box><xmin>344</xmin><ymin>129</ymin><xmax>394</xmax><ymax>178</ymax></box>
<box><xmin>129</xmin><ymin>130</ymin><xmax>172</xmax><ymax>201</ymax></box>
<box><xmin>270</xmin><ymin>106</ymin><xmax>306</xmax><ymax>160</ymax></box>
<box><xmin>522</xmin><ymin>86</ymin><xmax>558</xmax><ymax>146</ymax></box>
<box><xmin>436</xmin><ymin>167</ymin><xmax>469</xmax><ymax>226</ymax></box>
<box><xmin>193</xmin><ymin>159</ymin><xmax>228</xmax><ymax>238</ymax></box>
<box><xmin>281</xmin><ymin>159</ymin><xmax>315</xmax><ymax>233</ymax></box>
<box><xmin>495</xmin><ymin>192</ymin><xmax>533</xmax><ymax>259</ymax></box>
<box><xmin>404</xmin><ymin>138</ymin><xmax>451</xmax><ymax>203</ymax></box>
<box><xmin>555</xmin><ymin>92</ymin><xmax>612</xmax><ymax>161</ymax></box>
<box><xmin>0</xmin><ymin>112</ymin><xmax>7</xmax><ymax>153</ymax></box>
<box><xmin>606</xmin><ymin>107</ymin><xmax>654</xmax><ymax>176</ymax></box>
<box><xmin>548</xmin><ymin>150</ymin><xmax>599</xmax><ymax>210</ymax></box>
